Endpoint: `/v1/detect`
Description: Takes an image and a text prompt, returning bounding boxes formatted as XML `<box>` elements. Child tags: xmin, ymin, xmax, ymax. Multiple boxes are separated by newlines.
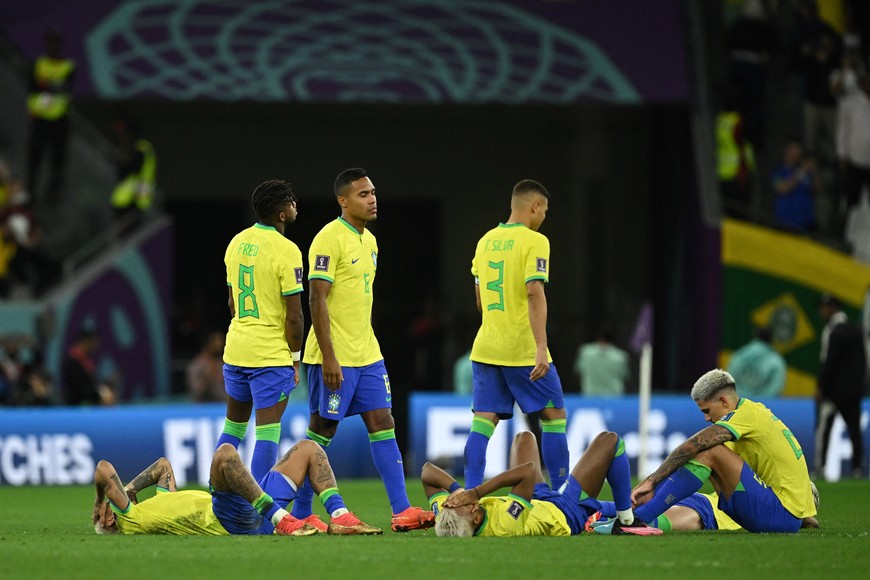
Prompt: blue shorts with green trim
<box><xmin>210</xmin><ymin>471</ymin><xmax>298</xmax><ymax>535</ymax></box>
<box><xmin>307</xmin><ymin>360</ymin><xmax>392</xmax><ymax>420</ymax></box>
<box><xmin>471</xmin><ymin>362</ymin><xmax>564</xmax><ymax>418</ymax></box>
<box><xmin>223</xmin><ymin>364</ymin><xmax>295</xmax><ymax>410</ymax></box>
<box><xmin>674</xmin><ymin>494</ymin><xmax>718</xmax><ymax>530</ymax></box>
<box><xmin>718</xmin><ymin>462</ymin><xmax>801</xmax><ymax>533</ymax></box>
<box><xmin>533</xmin><ymin>479</ymin><xmax>601</xmax><ymax>535</ymax></box>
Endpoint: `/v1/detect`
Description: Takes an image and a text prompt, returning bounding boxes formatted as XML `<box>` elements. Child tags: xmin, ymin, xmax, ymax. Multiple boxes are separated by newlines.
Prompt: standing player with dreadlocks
<box><xmin>217</xmin><ymin>180</ymin><xmax>305</xmax><ymax>482</ymax></box>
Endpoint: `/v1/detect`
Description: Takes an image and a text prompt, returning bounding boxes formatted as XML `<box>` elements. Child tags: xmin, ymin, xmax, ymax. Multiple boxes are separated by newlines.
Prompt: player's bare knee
<box><xmin>592</xmin><ymin>431</ymin><xmax>618</xmax><ymax>449</ymax></box>
<box><xmin>514</xmin><ymin>431</ymin><xmax>537</xmax><ymax>446</ymax></box>
<box><xmin>214</xmin><ymin>443</ymin><xmax>237</xmax><ymax>465</ymax></box>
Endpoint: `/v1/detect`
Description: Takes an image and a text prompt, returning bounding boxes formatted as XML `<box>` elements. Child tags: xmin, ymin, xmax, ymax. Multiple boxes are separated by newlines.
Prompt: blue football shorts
<box><xmin>222</xmin><ymin>364</ymin><xmax>295</xmax><ymax>410</ymax></box>
<box><xmin>211</xmin><ymin>471</ymin><xmax>298</xmax><ymax>536</ymax></box>
<box><xmin>674</xmin><ymin>493</ymin><xmax>718</xmax><ymax>530</ymax></box>
<box><xmin>471</xmin><ymin>361</ymin><xmax>564</xmax><ymax>418</ymax></box>
<box><xmin>717</xmin><ymin>462</ymin><xmax>802</xmax><ymax>533</ymax></box>
<box><xmin>533</xmin><ymin>479</ymin><xmax>602</xmax><ymax>535</ymax></box>
<box><xmin>307</xmin><ymin>360</ymin><xmax>392</xmax><ymax>420</ymax></box>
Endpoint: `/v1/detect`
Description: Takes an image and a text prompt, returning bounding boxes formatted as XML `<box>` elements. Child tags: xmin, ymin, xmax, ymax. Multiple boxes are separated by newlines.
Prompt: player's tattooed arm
<box><xmin>125</xmin><ymin>458</ymin><xmax>178</xmax><ymax>502</ymax></box>
<box><xmin>644</xmin><ymin>425</ymin><xmax>733</xmax><ymax>487</ymax></box>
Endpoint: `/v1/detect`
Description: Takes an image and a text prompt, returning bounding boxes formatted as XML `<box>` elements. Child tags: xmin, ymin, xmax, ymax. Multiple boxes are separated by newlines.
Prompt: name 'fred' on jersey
<box><xmin>470</xmin><ymin>223</ymin><xmax>551</xmax><ymax>366</ymax></box>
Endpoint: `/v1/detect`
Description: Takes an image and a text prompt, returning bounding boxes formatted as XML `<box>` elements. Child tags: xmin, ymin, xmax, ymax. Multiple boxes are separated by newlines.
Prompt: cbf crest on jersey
<box><xmin>327</xmin><ymin>393</ymin><xmax>341</xmax><ymax>414</ymax></box>
<box><xmin>371</xmin><ymin>251</ymin><xmax>378</xmax><ymax>268</ymax></box>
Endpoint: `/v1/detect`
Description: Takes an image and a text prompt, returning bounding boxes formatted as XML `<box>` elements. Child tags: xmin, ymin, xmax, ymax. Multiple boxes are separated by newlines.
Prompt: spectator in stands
<box><xmin>110</xmin><ymin>117</ymin><xmax>156</xmax><ymax>237</ymax></box>
<box><xmin>62</xmin><ymin>327</ymin><xmax>115</xmax><ymax>406</ymax></box>
<box><xmin>574</xmin><ymin>328</ymin><xmax>630</xmax><ymax>397</ymax></box>
<box><xmin>26</xmin><ymin>29</ymin><xmax>75</xmax><ymax>202</ymax></box>
<box><xmin>795</xmin><ymin>27</ymin><xmax>841</xmax><ymax>181</ymax></box>
<box><xmin>836</xmin><ymin>72</ymin><xmax>870</xmax><ymax>231</ymax></box>
<box><xmin>0</xmin><ymin>180</ymin><xmax>60</xmax><ymax>296</ymax></box>
<box><xmin>186</xmin><ymin>331</ymin><xmax>226</xmax><ymax>402</ymax></box>
<box><xmin>727</xmin><ymin>327</ymin><xmax>786</xmax><ymax>399</ymax></box>
<box><xmin>717</xmin><ymin>85</ymin><xmax>756</xmax><ymax>219</ymax></box>
<box><xmin>0</xmin><ymin>218</ymin><xmax>16</xmax><ymax>299</ymax></box>
<box><xmin>726</xmin><ymin>0</ymin><xmax>776</xmax><ymax>152</ymax></box>
<box><xmin>452</xmin><ymin>347</ymin><xmax>473</xmax><ymax>396</ymax></box>
<box><xmin>771</xmin><ymin>138</ymin><xmax>817</xmax><ymax>231</ymax></box>
<box><xmin>815</xmin><ymin>293</ymin><xmax>866</xmax><ymax>478</ymax></box>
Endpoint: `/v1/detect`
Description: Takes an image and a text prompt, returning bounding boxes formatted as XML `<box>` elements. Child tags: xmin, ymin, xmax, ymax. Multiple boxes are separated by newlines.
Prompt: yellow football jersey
<box><xmin>223</xmin><ymin>223</ymin><xmax>304</xmax><ymax>367</ymax></box>
<box><xmin>470</xmin><ymin>223</ymin><xmax>552</xmax><ymax>366</ymax></box>
<box><xmin>303</xmin><ymin>218</ymin><xmax>382</xmax><ymax>367</ymax></box>
<box><xmin>112</xmin><ymin>489</ymin><xmax>229</xmax><ymax>536</ymax></box>
<box><xmin>430</xmin><ymin>492</ymin><xmax>570</xmax><ymax>537</ymax></box>
<box><xmin>716</xmin><ymin>398</ymin><xmax>816</xmax><ymax>518</ymax></box>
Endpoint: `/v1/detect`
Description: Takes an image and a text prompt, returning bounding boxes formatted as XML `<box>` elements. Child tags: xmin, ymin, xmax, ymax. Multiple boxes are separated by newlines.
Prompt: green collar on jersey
<box><xmin>498</xmin><ymin>222</ymin><xmax>527</xmax><ymax>229</ymax></box>
<box><xmin>253</xmin><ymin>222</ymin><xmax>277</xmax><ymax>231</ymax></box>
<box><xmin>338</xmin><ymin>216</ymin><xmax>364</xmax><ymax>235</ymax></box>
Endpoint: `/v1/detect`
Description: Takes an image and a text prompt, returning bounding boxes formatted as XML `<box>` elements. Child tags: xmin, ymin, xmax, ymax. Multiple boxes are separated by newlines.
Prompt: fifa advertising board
<box><xmin>0</xmin><ymin>396</ymin><xmax>867</xmax><ymax>485</ymax></box>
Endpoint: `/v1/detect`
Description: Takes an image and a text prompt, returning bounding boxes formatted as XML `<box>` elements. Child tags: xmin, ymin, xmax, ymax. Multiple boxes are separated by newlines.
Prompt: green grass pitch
<box><xmin>0</xmin><ymin>479</ymin><xmax>868</xmax><ymax>579</ymax></box>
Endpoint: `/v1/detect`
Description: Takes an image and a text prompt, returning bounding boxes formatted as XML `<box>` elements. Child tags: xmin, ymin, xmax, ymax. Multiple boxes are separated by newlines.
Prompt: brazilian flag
<box><xmin>721</xmin><ymin>219</ymin><xmax>870</xmax><ymax>396</ymax></box>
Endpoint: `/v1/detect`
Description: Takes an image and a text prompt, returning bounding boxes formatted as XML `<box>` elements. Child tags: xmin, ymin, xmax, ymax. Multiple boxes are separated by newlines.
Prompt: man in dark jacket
<box><xmin>815</xmin><ymin>293</ymin><xmax>867</xmax><ymax>478</ymax></box>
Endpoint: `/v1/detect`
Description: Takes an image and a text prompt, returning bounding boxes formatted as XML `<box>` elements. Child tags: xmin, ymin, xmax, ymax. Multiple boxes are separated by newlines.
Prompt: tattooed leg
<box><xmin>211</xmin><ymin>443</ymin><xmax>265</xmax><ymax>504</ymax></box>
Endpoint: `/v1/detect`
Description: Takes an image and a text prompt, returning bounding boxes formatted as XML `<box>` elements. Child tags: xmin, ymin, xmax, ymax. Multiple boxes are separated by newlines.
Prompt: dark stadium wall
<box><xmin>79</xmin><ymin>100</ymin><xmax>694</xmax><ymax>397</ymax></box>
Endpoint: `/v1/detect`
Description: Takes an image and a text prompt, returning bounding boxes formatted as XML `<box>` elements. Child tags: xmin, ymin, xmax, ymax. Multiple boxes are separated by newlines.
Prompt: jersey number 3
<box><xmin>486</xmin><ymin>261</ymin><xmax>505</xmax><ymax>311</ymax></box>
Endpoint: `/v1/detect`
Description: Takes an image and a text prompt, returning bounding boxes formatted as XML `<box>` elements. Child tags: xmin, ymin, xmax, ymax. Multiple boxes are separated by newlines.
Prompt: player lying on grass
<box><xmin>622</xmin><ymin>369</ymin><xmax>818</xmax><ymax>534</ymax></box>
<box><xmin>423</xmin><ymin>430</ymin><xmax>661</xmax><ymax>537</ymax></box>
<box><xmin>92</xmin><ymin>440</ymin><xmax>381</xmax><ymax>536</ymax></box>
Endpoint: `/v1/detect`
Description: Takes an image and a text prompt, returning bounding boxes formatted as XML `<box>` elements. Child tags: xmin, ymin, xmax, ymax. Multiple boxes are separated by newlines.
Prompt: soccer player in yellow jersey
<box><xmin>425</xmin><ymin>431</ymin><xmax>661</xmax><ymax>537</ymax></box>
<box><xmin>92</xmin><ymin>440</ymin><xmax>381</xmax><ymax>536</ymax></box>
<box><xmin>218</xmin><ymin>180</ymin><xmax>305</xmax><ymax>482</ymax></box>
<box><xmin>629</xmin><ymin>369</ymin><xmax>819</xmax><ymax>534</ymax></box>
<box><xmin>289</xmin><ymin>168</ymin><xmax>434</xmax><ymax>533</ymax></box>
<box><xmin>464</xmin><ymin>180</ymin><xmax>568</xmax><ymax>491</ymax></box>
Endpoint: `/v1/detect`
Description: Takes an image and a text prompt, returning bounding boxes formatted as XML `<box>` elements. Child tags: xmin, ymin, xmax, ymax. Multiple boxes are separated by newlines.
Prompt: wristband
<box><xmin>448</xmin><ymin>481</ymin><xmax>462</xmax><ymax>493</ymax></box>
<box><xmin>291</xmin><ymin>351</ymin><xmax>301</xmax><ymax>362</ymax></box>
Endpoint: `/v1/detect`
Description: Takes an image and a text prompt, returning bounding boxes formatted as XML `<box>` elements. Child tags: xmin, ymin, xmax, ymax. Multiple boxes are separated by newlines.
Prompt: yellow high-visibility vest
<box><xmin>716</xmin><ymin>111</ymin><xmax>755</xmax><ymax>181</ymax></box>
<box><xmin>27</xmin><ymin>57</ymin><xmax>75</xmax><ymax>120</ymax></box>
<box><xmin>111</xmin><ymin>139</ymin><xmax>157</xmax><ymax>210</ymax></box>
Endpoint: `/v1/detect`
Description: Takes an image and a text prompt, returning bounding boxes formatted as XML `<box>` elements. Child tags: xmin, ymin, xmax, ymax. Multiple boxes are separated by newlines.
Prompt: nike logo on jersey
<box><xmin>351</xmin><ymin>258</ymin><xmax>360</xmax><ymax>264</ymax></box>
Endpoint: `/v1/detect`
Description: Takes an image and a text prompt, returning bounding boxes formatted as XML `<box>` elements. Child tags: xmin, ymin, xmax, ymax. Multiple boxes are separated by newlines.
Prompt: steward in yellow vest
<box><xmin>26</xmin><ymin>30</ymin><xmax>75</xmax><ymax>200</ymax></box>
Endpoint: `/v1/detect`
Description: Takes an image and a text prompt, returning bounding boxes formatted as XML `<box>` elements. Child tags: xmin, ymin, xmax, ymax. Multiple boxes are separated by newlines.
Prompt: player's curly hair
<box><xmin>251</xmin><ymin>179</ymin><xmax>296</xmax><ymax>221</ymax></box>
<box><xmin>334</xmin><ymin>168</ymin><xmax>367</xmax><ymax>196</ymax></box>
<box><xmin>434</xmin><ymin>508</ymin><xmax>476</xmax><ymax>538</ymax></box>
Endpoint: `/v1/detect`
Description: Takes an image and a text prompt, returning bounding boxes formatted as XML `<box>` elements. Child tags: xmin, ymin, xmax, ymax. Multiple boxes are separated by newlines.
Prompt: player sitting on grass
<box><xmin>92</xmin><ymin>440</ymin><xmax>381</xmax><ymax>536</ymax></box>
<box><xmin>622</xmin><ymin>369</ymin><xmax>818</xmax><ymax>534</ymax></box>
<box><xmin>423</xmin><ymin>430</ymin><xmax>661</xmax><ymax>537</ymax></box>
<box><xmin>591</xmin><ymin>480</ymin><xmax>818</xmax><ymax>534</ymax></box>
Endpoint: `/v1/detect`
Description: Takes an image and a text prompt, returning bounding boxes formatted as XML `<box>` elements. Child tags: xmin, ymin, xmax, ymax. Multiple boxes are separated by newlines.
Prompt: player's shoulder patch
<box><xmin>294</xmin><ymin>267</ymin><xmax>303</xmax><ymax>284</ymax></box>
<box><xmin>507</xmin><ymin>500</ymin><xmax>526</xmax><ymax>519</ymax></box>
<box><xmin>314</xmin><ymin>255</ymin><xmax>330</xmax><ymax>271</ymax></box>
<box><xmin>536</xmin><ymin>258</ymin><xmax>547</xmax><ymax>273</ymax></box>
<box><xmin>721</xmin><ymin>411</ymin><xmax>735</xmax><ymax>422</ymax></box>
